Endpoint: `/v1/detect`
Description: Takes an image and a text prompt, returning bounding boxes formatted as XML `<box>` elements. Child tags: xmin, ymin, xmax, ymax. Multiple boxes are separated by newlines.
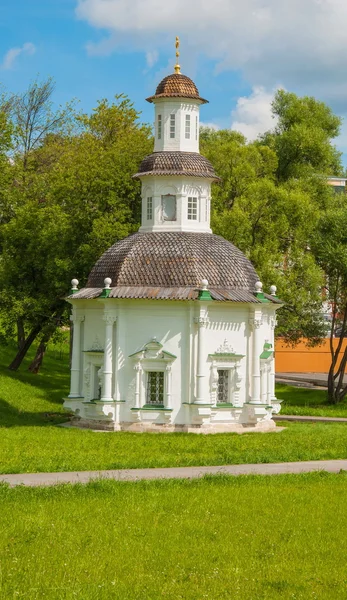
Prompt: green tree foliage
<box><xmin>261</xmin><ymin>89</ymin><xmax>342</xmax><ymax>181</ymax></box>
<box><xmin>311</xmin><ymin>203</ymin><xmax>347</xmax><ymax>403</ymax></box>
<box><xmin>0</xmin><ymin>84</ymin><xmax>152</xmax><ymax>370</ymax></box>
<box><xmin>201</xmin><ymin>90</ymin><xmax>343</xmax><ymax>344</ymax></box>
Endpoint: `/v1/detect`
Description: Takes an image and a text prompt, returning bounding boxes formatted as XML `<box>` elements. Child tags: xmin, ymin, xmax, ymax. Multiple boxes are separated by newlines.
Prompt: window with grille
<box><xmin>170</xmin><ymin>114</ymin><xmax>176</xmax><ymax>138</ymax></box>
<box><xmin>146</xmin><ymin>371</ymin><xmax>164</xmax><ymax>405</ymax></box>
<box><xmin>185</xmin><ymin>114</ymin><xmax>191</xmax><ymax>139</ymax></box>
<box><xmin>147</xmin><ymin>197</ymin><xmax>153</xmax><ymax>221</ymax></box>
<box><xmin>157</xmin><ymin>115</ymin><xmax>162</xmax><ymax>139</ymax></box>
<box><xmin>196</xmin><ymin>116</ymin><xmax>198</xmax><ymax>141</ymax></box>
<box><xmin>217</xmin><ymin>370</ymin><xmax>229</xmax><ymax>404</ymax></box>
<box><xmin>187</xmin><ymin>197</ymin><xmax>198</xmax><ymax>220</ymax></box>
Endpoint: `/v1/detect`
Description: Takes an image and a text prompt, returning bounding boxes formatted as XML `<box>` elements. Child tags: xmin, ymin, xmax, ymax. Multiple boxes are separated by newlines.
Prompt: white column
<box><xmin>249</xmin><ymin>314</ymin><xmax>263</xmax><ymax>404</ymax></box>
<box><xmin>270</xmin><ymin>314</ymin><xmax>278</xmax><ymax>401</ymax></box>
<box><xmin>267</xmin><ymin>364</ymin><xmax>272</xmax><ymax>404</ymax></box>
<box><xmin>134</xmin><ymin>363</ymin><xmax>142</xmax><ymax>408</ymax></box>
<box><xmin>69</xmin><ymin>312</ymin><xmax>84</xmax><ymax>398</ymax></box>
<box><xmin>194</xmin><ymin>309</ymin><xmax>209</xmax><ymax>404</ymax></box>
<box><xmin>101</xmin><ymin>314</ymin><xmax>117</xmax><ymax>402</ymax></box>
<box><xmin>166</xmin><ymin>364</ymin><xmax>172</xmax><ymax>408</ymax></box>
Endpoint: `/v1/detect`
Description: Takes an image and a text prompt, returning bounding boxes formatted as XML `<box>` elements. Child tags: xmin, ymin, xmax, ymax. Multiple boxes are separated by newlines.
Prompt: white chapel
<box><xmin>64</xmin><ymin>46</ymin><xmax>282</xmax><ymax>432</ymax></box>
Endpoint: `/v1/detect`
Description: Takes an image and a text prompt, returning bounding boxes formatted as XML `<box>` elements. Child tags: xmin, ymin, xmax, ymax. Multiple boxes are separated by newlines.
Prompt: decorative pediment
<box><xmin>129</xmin><ymin>337</ymin><xmax>176</xmax><ymax>362</ymax></box>
<box><xmin>84</xmin><ymin>335</ymin><xmax>104</xmax><ymax>353</ymax></box>
<box><xmin>209</xmin><ymin>339</ymin><xmax>244</xmax><ymax>360</ymax></box>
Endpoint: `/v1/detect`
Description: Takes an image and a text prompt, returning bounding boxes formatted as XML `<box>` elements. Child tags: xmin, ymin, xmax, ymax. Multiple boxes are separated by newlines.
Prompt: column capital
<box><xmin>103</xmin><ymin>314</ymin><xmax>117</xmax><ymax>325</ymax></box>
<box><xmin>70</xmin><ymin>313</ymin><xmax>85</xmax><ymax>324</ymax></box>
<box><xmin>249</xmin><ymin>317</ymin><xmax>262</xmax><ymax>330</ymax></box>
<box><xmin>194</xmin><ymin>316</ymin><xmax>209</xmax><ymax>327</ymax></box>
<box><xmin>269</xmin><ymin>316</ymin><xmax>278</xmax><ymax>330</ymax></box>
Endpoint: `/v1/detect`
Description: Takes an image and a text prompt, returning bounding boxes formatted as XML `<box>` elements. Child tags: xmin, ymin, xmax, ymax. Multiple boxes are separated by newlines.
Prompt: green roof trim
<box><xmin>260</xmin><ymin>351</ymin><xmax>273</xmax><ymax>359</ymax></box>
<box><xmin>198</xmin><ymin>289</ymin><xmax>213</xmax><ymax>301</ymax></box>
<box><xmin>100</xmin><ymin>288</ymin><xmax>111</xmax><ymax>298</ymax></box>
<box><xmin>260</xmin><ymin>341</ymin><xmax>273</xmax><ymax>359</ymax></box>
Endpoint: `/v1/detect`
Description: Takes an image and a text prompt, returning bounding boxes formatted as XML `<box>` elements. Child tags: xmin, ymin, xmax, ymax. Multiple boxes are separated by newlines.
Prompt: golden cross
<box><xmin>174</xmin><ymin>36</ymin><xmax>181</xmax><ymax>74</ymax></box>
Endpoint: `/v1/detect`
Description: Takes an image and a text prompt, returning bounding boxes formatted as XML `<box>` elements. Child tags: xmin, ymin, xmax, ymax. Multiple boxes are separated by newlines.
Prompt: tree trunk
<box><xmin>28</xmin><ymin>340</ymin><xmax>46</xmax><ymax>374</ymax></box>
<box><xmin>16</xmin><ymin>317</ymin><xmax>25</xmax><ymax>350</ymax></box>
<box><xmin>8</xmin><ymin>325</ymin><xmax>42</xmax><ymax>371</ymax></box>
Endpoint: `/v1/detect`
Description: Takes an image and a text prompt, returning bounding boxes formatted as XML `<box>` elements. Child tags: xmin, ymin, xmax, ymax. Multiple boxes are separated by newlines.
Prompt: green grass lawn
<box><xmin>1</xmin><ymin>472</ymin><xmax>347</xmax><ymax>599</ymax></box>
<box><xmin>278</xmin><ymin>383</ymin><xmax>347</xmax><ymax>417</ymax></box>
<box><xmin>1</xmin><ymin>342</ymin><xmax>347</xmax><ymax>474</ymax></box>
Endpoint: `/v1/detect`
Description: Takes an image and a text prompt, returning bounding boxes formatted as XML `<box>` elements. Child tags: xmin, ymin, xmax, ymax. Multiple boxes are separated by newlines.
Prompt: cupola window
<box><xmin>196</xmin><ymin>116</ymin><xmax>198</xmax><ymax>141</ymax></box>
<box><xmin>146</xmin><ymin>371</ymin><xmax>164</xmax><ymax>406</ymax></box>
<box><xmin>187</xmin><ymin>197</ymin><xmax>198</xmax><ymax>220</ymax></box>
<box><xmin>185</xmin><ymin>114</ymin><xmax>191</xmax><ymax>139</ymax></box>
<box><xmin>162</xmin><ymin>194</ymin><xmax>177</xmax><ymax>221</ymax></box>
<box><xmin>157</xmin><ymin>115</ymin><xmax>162</xmax><ymax>140</ymax></box>
<box><xmin>170</xmin><ymin>114</ymin><xmax>176</xmax><ymax>139</ymax></box>
<box><xmin>147</xmin><ymin>197</ymin><xmax>153</xmax><ymax>221</ymax></box>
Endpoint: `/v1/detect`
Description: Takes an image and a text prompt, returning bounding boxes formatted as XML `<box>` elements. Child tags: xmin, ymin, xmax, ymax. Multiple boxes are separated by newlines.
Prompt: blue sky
<box><xmin>1</xmin><ymin>0</ymin><xmax>347</xmax><ymax>163</ymax></box>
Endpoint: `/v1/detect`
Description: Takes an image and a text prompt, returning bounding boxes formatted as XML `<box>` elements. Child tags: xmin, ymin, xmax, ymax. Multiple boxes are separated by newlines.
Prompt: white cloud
<box><xmin>146</xmin><ymin>50</ymin><xmax>158</xmax><ymax>69</ymax></box>
<box><xmin>1</xmin><ymin>42</ymin><xmax>36</xmax><ymax>70</ymax></box>
<box><xmin>75</xmin><ymin>0</ymin><xmax>347</xmax><ymax>102</ymax></box>
<box><xmin>231</xmin><ymin>86</ymin><xmax>281</xmax><ymax>141</ymax></box>
<box><xmin>200</xmin><ymin>122</ymin><xmax>220</xmax><ymax>131</ymax></box>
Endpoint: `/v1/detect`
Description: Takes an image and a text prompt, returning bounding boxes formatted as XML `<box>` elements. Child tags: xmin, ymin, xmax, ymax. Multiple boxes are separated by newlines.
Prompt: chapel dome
<box><xmin>86</xmin><ymin>231</ymin><xmax>258</xmax><ymax>291</ymax></box>
<box><xmin>146</xmin><ymin>73</ymin><xmax>208</xmax><ymax>104</ymax></box>
<box><xmin>133</xmin><ymin>151</ymin><xmax>220</xmax><ymax>181</ymax></box>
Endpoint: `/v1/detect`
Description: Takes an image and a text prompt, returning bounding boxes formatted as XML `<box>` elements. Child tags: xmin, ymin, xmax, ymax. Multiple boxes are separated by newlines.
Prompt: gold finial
<box><xmin>174</xmin><ymin>36</ymin><xmax>181</xmax><ymax>74</ymax></box>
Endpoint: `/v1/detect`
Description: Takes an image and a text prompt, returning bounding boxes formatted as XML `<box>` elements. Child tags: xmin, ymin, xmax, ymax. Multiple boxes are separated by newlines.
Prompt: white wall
<box><xmin>139</xmin><ymin>176</ymin><xmax>212</xmax><ymax>233</ymax></box>
<box><xmin>153</xmin><ymin>100</ymin><xmax>200</xmax><ymax>153</ymax></box>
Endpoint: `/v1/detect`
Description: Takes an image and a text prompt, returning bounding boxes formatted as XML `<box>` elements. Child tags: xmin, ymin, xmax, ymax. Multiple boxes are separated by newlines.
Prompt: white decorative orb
<box><xmin>255</xmin><ymin>281</ymin><xmax>263</xmax><ymax>292</ymax></box>
<box><xmin>270</xmin><ymin>285</ymin><xmax>277</xmax><ymax>296</ymax></box>
<box><xmin>104</xmin><ymin>277</ymin><xmax>112</xmax><ymax>289</ymax></box>
<box><xmin>71</xmin><ymin>279</ymin><xmax>79</xmax><ymax>289</ymax></box>
<box><xmin>201</xmin><ymin>279</ymin><xmax>209</xmax><ymax>290</ymax></box>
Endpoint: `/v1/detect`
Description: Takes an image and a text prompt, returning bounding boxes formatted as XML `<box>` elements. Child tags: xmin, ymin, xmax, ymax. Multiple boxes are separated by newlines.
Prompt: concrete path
<box><xmin>1</xmin><ymin>460</ymin><xmax>346</xmax><ymax>487</ymax></box>
<box><xmin>274</xmin><ymin>415</ymin><xmax>347</xmax><ymax>423</ymax></box>
<box><xmin>276</xmin><ymin>372</ymin><xmax>347</xmax><ymax>388</ymax></box>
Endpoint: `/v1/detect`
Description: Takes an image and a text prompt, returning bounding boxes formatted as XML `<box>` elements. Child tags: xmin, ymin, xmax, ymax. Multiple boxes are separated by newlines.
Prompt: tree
<box><xmin>0</xmin><ymin>94</ymin><xmax>152</xmax><ymax>372</ymax></box>
<box><xmin>311</xmin><ymin>203</ymin><xmax>347</xmax><ymax>403</ymax></box>
<box><xmin>201</xmin><ymin>124</ymin><xmax>330</xmax><ymax>344</ymax></box>
<box><xmin>261</xmin><ymin>89</ymin><xmax>343</xmax><ymax>181</ymax></box>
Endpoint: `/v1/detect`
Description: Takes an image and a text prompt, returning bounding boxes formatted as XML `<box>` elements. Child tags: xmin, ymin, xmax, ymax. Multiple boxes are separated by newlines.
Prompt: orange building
<box><xmin>275</xmin><ymin>339</ymin><xmax>347</xmax><ymax>373</ymax></box>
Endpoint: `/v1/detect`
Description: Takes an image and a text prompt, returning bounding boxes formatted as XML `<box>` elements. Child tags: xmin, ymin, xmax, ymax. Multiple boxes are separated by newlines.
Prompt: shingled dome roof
<box><xmin>86</xmin><ymin>232</ymin><xmax>258</xmax><ymax>291</ymax></box>
<box><xmin>146</xmin><ymin>73</ymin><xmax>208</xmax><ymax>104</ymax></box>
<box><xmin>133</xmin><ymin>151</ymin><xmax>220</xmax><ymax>181</ymax></box>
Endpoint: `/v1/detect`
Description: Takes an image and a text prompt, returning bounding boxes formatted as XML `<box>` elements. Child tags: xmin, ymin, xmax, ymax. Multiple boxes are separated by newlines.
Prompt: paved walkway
<box><xmin>276</xmin><ymin>372</ymin><xmax>347</xmax><ymax>387</ymax></box>
<box><xmin>1</xmin><ymin>460</ymin><xmax>346</xmax><ymax>487</ymax></box>
<box><xmin>274</xmin><ymin>415</ymin><xmax>347</xmax><ymax>423</ymax></box>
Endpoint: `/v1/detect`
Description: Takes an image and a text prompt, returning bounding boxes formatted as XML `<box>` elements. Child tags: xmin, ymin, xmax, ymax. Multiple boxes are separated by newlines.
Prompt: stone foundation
<box><xmin>68</xmin><ymin>417</ymin><xmax>278</xmax><ymax>434</ymax></box>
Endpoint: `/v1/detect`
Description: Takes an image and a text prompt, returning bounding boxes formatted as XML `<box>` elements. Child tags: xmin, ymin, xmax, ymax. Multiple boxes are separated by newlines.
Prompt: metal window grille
<box><xmin>196</xmin><ymin>116</ymin><xmax>198</xmax><ymax>141</ymax></box>
<box><xmin>217</xmin><ymin>370</ymin><xmax>229</xmax><ymax>404</ymax></box>
<box><xmin>146</xmin><ymin>197</ymin><xmax>153</xmax><ymax>221</ymax></box>
<box><xmin>158</xmin><ymin>115</ymin><xmax>162</xmax><ymax>139</ymax></box>
<box><xmin>185</xmin><ymin>114</ymin><xmax>191</xmax><ymax>139</ymax></box>
<box><xmin>146</xmin><ymin>371</ymin><xmax>164</xmax><ymax>405</ymax></box>
<box><xmin>187</xmin><ymin>196</ymin><xmax>198</xmax><ymax>220</ymax></box>
<box><xmin>170</xmin><ymin>114</ymin><xmax>176</xmax><ymax>138</ymax></box>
